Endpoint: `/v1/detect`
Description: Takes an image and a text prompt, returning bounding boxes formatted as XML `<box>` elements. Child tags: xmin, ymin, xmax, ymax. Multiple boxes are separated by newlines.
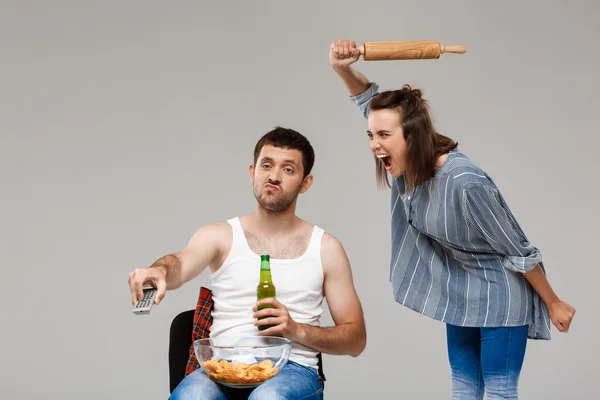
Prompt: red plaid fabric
<box><xmin>184</xmin><ymin>286</ymin><xmax>214</xmax><ymax>376</ymax></box>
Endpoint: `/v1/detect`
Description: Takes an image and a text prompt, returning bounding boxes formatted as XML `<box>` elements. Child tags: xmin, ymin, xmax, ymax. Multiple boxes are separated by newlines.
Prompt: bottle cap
<box><xmin>260</xmin><ymin>254</ymin><xmax>270</xmax><ymax>261</ymax></box>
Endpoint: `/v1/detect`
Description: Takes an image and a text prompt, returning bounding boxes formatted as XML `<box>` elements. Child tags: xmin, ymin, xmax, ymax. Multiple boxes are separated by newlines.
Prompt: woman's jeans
<box><xmin>446</xmin><ymin>324</ymin><xmax>528</xmax><ymax>400</ymax></box>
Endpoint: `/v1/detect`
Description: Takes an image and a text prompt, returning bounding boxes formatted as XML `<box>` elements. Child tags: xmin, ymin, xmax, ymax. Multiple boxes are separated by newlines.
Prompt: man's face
<box><xmin>249</xmin><ymin>145</ymin><xmax>312</xmax><ymax>213</ymax></box>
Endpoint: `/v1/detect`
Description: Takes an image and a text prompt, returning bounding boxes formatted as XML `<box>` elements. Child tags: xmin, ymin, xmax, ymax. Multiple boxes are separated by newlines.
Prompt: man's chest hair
<box><xmin>244</xmin><ymin>230</ymin><xmax>310</xmax><ymax>259</ymax></box>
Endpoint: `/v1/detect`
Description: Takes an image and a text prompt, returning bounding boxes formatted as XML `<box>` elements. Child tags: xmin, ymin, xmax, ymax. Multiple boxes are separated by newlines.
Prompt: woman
<box><xmin>329</xmin><ymin>40</ymin><xmax>575</xmax><ymax>400</ymax></box>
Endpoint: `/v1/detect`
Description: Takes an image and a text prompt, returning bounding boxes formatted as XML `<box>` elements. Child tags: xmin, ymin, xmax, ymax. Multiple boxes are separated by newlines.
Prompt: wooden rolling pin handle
<box><xmin>356</xmin><ymin>41</ymin><xmax>466</xmax><ymax>60</ymax></box>
<box><xmin>440</xmin><ymin>44</ymin><xmax>467</xmax><ymax>54</ymax></box>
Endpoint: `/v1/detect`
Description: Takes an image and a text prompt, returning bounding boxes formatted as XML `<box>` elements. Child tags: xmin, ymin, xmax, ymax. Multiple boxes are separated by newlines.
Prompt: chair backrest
<box><xmin>168</xmin><ymin>286</ymin><xmax>326</xmax><ymax>394</ymax></box>
<box><xmin>168</xmin><ymin>309</ymin><xmax>196</xmax><ymax>393</ymax></box>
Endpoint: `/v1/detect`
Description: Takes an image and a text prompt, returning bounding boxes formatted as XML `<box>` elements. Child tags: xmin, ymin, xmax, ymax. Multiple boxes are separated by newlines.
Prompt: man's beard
<box><xmin>254</xmin><ymin>182</ymin><xmax>301</xmax><ymax>213</ymax></box>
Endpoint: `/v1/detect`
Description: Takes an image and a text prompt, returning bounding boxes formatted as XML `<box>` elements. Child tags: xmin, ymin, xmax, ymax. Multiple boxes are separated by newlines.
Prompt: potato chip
<box><xmin>202</xmin><ymin>359</ymin><xmax>279</xmax><ymax>384</ymax></box>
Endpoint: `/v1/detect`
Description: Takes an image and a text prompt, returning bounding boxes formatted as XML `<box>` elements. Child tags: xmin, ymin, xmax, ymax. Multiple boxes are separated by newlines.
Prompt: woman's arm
<box><xmin>463</xmin><ymin>184</ymin><xmax>576</xmax><ymax>333</ymax></box>
<box><xmin>524</xmin><ymin>265</ymin><xmax>576</xmax><ymax>332</ymax></box>
<box><xmin>329</xmin><ymin>40</ymin><xmax>371</xmax><ymax>96</ymax></box>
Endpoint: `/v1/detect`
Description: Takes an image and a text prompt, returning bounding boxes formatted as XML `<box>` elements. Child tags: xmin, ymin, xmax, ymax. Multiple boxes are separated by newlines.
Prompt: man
<box><xmin>128</xmin><ymin>126</ymin><xmax>367</xmax><ymax>400</ymax></box>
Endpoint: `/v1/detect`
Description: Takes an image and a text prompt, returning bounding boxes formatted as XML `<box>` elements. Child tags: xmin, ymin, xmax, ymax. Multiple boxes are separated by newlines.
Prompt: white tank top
<box><xmin>208</xmin><ymin>217</ymin><xmax>325</xmax><ymax>369</ymax></box>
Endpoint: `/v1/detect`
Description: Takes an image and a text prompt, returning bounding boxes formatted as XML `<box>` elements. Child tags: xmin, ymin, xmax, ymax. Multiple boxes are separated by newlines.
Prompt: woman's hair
<box><xmin>369</xmin><ymin>85</ymin><xmax>458</xmax><ymax>189</ymax></box>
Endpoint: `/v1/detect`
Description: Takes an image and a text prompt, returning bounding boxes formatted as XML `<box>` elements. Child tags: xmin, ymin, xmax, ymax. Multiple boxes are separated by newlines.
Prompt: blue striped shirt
<box><xmin>351</xmin><ymin>83</ymin><xmax>551</xmax><ymax>340</ymax></box>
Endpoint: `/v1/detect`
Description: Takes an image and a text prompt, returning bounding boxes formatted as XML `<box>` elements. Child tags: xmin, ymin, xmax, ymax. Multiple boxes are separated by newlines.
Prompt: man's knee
<box><xmin>247</xmin><ymin>363</ymin><xmax>323</xmax><ymax>400</ymax></box>
<box><xmin>169</xmin><ymin>371</ymin><xmax>225</xmax><ymax>400</ymax></box>
<box><xmin>248</xmin><ymin>385</ymin><xmax>285</xmax><ymax>400</ymax></box>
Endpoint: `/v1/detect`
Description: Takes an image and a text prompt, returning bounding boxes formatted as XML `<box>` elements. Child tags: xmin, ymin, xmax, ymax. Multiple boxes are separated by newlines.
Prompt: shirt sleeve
<box><xmin>349</xmin><ymin>82</ymin><xmax>380</xmax><ymax>119</ymax></box>
<box><xmin>462</xmin><ymin>184</ymin><xmax>543</xmax><ymax>273</ymax></box>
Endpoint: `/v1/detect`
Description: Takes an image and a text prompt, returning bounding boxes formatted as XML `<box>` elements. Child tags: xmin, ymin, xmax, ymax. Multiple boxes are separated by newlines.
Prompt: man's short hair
<box><xmin>253</xmin><ymin>126</ymin><xmax>315</xmax><ymax>178</ymax></box>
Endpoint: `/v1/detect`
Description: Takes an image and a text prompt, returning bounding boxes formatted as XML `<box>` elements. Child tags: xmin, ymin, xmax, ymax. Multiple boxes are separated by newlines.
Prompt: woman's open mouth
<box><xmin>376</xmin><ymin>154</ymin><xmax>392</xmax><ymax>170</ymax></box>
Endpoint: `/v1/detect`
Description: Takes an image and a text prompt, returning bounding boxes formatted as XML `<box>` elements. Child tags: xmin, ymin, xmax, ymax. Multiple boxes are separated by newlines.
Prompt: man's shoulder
<box><xmin>321</xmin><ymin>230</ymin><xmax>341</xmax><ymax>246</ymax></box>
<box><xmin>190</xmin><ymin>220</ymin><xmax>234</xmax><ymax>245</ymax></box>
<box><xmin>319</xmin><ymin>231</ymin><xmax>347</xmax><ymax>260</ymax></box>
<box><xmin>200</xmin><ymin>220</ymin><xmax>233</xmax><ymax>232</ymax></box>
<box><xmin>298</xmin><ymin>218</ymin><xmax>339</xmax><ymax>247</ymax></box>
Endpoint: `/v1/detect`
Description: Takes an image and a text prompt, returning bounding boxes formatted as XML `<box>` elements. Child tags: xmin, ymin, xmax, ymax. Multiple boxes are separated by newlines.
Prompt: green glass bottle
<box><xmin>256</xmin><ymin>254</ymin><xmax>276</xmax><ymax>331</ymax></box>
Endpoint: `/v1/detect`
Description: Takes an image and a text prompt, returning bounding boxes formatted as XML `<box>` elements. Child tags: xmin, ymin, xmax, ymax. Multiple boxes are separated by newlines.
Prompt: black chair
<box><xmin>168</xmin><ymin>309</ymin><xmax>326</xmax><ymax>395</ymax></box>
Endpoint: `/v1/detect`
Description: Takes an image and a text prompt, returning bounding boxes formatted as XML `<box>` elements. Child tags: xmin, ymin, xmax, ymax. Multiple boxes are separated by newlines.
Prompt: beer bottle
<box><xmin>256</xmin><ymin>254</ymin><xmax>276</xmax><ymax>331</ymax></box>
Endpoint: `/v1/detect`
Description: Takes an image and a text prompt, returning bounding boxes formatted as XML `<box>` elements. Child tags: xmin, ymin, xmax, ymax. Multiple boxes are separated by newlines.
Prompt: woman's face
<box><xmin>367</xmin><ymin>109</ymin><xmax>408</xmax><ymax>177</ymax></box>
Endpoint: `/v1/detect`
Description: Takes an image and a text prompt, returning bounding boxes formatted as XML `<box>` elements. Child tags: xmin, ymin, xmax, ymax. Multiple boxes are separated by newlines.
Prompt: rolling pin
<box><xmin>358</xmin><ymin>40</ymin><xmax>466</xmax><ymax>61</ymax></box>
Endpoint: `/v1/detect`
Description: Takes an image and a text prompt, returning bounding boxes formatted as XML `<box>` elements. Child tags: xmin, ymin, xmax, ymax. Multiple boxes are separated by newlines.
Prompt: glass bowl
<box><xmin>194</xmin><ymin>336</ymin><xmax>292</xmax><ymax>389</ymax></box>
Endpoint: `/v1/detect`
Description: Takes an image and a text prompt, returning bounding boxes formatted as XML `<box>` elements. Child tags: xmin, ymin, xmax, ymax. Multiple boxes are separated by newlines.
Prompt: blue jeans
<box><xmin>169</xmin><ymin>360</ymin><xmax>324</xmax><ymax>400</ymax></box>
<box><xmin>446</xmin><ymin>324</ymin><xmax>528</xmax><ymax>400</ymax></box>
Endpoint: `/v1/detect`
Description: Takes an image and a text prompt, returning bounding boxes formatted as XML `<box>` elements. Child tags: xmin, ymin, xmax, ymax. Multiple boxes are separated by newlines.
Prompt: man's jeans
<box><xmin>447</xmin><ymin>324</ymin><xmax>529</xmax><ymax>400</ymax></box>
<box><xmin>169</xmin><ymin>360</ymin><xmax>324</xmax><ymax>400</ymax></box>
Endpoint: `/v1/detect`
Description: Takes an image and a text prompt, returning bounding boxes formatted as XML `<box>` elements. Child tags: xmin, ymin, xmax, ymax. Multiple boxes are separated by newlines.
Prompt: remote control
<box><xmin>133</xmin><ymin>287</ymin><xmax>158</xmax><ymax>315</ymax></box>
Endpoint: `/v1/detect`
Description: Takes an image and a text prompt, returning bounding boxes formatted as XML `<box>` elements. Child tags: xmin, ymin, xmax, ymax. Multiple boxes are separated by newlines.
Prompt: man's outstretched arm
<box><xmin>128</xmin><ymin>222</ymin><xmax>226</xmax><ymax>305</ymax></box>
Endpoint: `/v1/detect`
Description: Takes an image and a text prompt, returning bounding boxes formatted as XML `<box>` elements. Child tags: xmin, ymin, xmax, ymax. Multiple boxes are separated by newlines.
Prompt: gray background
<box><xmin>1</xmin><ymin>0</ymin><xmax>598</xmax><ymax>398</ymax></box>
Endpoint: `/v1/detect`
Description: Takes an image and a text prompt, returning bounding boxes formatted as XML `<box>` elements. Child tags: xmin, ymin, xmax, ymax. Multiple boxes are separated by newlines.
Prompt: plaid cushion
<box><xmin>184</xmin><ymin>286</ymin><xmax>214</xmax><ymax>376</ymax></box>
